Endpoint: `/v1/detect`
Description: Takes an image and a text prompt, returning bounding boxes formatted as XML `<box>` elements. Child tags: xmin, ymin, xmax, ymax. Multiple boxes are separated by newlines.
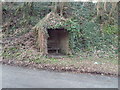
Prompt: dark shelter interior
<box><xmin>47</xmin><ymin>28</ymin><xmax>69</xmax><ymax>54</ymax></box>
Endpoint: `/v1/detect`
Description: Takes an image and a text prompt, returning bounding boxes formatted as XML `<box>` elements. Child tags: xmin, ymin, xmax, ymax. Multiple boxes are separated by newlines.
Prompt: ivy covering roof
<box><xmin>33</xmin><ymin>11</ymin><xmax>67</xmax><ymax>30</ymax></box>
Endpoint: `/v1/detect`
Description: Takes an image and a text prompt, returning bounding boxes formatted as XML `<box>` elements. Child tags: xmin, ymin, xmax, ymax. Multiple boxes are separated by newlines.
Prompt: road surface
<box><xmin>2</xmin><ymin>65</ymin><xmax>118</xmax><ymax>88</ymax></box>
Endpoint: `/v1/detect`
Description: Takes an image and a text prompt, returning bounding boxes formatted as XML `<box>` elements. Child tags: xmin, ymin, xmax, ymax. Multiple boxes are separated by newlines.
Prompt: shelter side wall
<box><xmin>38</xmin><ymin>29</ymin><xmax>48</xmax><ymax>55</ymax></box>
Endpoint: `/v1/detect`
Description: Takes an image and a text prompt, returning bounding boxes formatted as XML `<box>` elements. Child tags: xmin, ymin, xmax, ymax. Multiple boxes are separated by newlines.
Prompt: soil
<box><xmin>1</xmin><ymin>59</ymin><xmax>118</xmax><ymax>76</ymax></box>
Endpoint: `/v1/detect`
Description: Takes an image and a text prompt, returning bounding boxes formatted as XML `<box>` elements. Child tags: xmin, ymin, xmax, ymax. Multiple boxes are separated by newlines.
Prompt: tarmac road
<box><xmin>2</xmin><ymin>65</ymin><xmax>118</xmax><ymax>88</ymax></box>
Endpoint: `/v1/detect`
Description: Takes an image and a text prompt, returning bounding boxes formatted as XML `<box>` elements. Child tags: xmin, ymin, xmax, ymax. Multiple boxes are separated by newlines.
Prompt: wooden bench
<box><xmin>48</xmin><ymin>47</ymin><xmax>60</xmax><ymax>54</ymax></box>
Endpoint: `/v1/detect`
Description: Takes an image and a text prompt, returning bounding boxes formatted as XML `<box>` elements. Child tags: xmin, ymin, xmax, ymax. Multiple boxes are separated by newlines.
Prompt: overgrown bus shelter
<box><xmin>33</xmin><ymin>12</ymin><xmax>72</xmax><ymax>55</ymax></box>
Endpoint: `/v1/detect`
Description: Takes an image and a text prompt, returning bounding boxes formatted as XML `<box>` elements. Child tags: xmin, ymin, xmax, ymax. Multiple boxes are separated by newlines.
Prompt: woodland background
<box><xmin>2</xmin><ymin>2</ymin><xmax>119</xmax><ymax>75</ymax></box>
